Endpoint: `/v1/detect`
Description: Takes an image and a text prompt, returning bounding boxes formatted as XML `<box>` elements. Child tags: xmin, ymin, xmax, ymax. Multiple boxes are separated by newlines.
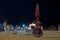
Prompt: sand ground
<box><xmin>0</xmin><ymin>30</ymin><xmax>60</xmax><ymax>40</ymax></box>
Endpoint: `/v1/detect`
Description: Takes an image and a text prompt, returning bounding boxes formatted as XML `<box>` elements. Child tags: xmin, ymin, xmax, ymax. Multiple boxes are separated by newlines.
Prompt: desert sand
<box><xmin>0</xmin><ymin>30</ymin><xmax>60</xmax><ymax>40</ymax></box>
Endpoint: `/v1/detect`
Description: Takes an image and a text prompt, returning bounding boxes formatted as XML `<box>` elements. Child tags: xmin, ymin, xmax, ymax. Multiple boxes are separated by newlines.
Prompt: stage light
<box><xmin>22</xmin><ymin>24</ymin><xmax>25</xmax><ymax>27</ymax></box>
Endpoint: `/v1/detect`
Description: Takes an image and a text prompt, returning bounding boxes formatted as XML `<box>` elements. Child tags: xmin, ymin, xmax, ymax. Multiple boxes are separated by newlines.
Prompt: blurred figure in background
<box><xmin>4</xmin><ymin>20</ymin><xmax>8</xmax><ymax>32</ymax></box>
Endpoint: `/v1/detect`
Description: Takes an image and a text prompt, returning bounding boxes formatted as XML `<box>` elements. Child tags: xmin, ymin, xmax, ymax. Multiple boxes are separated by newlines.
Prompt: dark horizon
<box><xmin>0</xmin><ymin>0</ymin><xmax>58</xmax><ymax>25</ymax></box>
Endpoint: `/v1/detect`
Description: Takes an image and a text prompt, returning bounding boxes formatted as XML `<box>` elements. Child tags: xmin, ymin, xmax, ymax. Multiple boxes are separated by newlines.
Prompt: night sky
<box><xmin>0</xmin><ymin>0</ymin><xmax>57</xmax><ymax>25</ymax></box>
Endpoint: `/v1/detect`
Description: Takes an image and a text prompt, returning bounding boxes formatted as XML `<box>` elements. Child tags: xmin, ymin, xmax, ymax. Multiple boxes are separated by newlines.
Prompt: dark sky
<box><xmin>0</xmin><ymin>0</ymin><xmax>57</xmax><ymax>25</ymax></box>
